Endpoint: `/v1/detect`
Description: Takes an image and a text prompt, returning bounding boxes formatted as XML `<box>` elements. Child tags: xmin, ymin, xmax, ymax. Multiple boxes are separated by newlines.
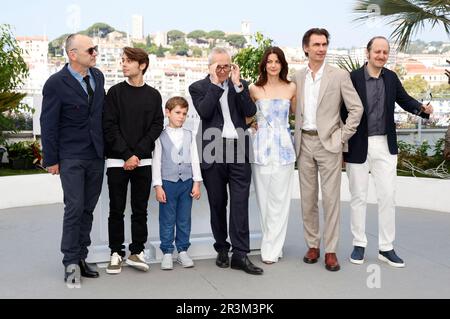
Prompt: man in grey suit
<box><xmin>292</xmin><ymin>28</ymin><xmax>363</xmax><ymax>271</ymax></box>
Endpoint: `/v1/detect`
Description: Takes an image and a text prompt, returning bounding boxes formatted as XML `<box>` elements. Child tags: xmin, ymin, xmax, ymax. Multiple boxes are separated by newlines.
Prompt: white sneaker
<box><xmin>161</xmin><ymin>253</ymin><xmax>173</xmax><ymax>270</ymax></box>
<box><xmin>177</xmin><ymin>251</ymin><xmax>194</xmax><ymax>268</ymax></box>
<box><xmin>106</xmin><ymin>252</ymin><xmax>123</xmax><ymax>274</ymax></box>
<box><xmin>126</xmin><ymin>251</ymin><xmax>150</xmax><ymax>272</ymax></box>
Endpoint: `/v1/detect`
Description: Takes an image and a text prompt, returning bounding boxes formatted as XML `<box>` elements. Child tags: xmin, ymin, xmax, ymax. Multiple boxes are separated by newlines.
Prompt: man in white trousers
<box><xmin>341</xmin><ymin>36</ymin><xmax>433</xmax><ymax>268</ymax></box>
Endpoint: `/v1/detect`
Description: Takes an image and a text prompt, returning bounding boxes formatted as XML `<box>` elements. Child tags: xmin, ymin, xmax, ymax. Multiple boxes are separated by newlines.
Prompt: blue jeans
<box><xmin>159</xmin><ymin>179</ymin><xmax>193</xmax><ymax>254</ymax></box>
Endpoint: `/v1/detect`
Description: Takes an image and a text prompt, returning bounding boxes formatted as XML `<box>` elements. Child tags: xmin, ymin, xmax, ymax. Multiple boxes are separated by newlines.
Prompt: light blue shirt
<box><xmin>67</xmin><ymin>64</ymin><xmax>96</xmax><ymax>94</ymax></box>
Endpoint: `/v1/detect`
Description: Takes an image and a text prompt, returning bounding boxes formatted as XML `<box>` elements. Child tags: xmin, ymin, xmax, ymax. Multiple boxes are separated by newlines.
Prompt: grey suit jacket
<box><xmin>292</xmin><ymin>64</ymin><xmax>363</xmax><ymax>157</ymax></box>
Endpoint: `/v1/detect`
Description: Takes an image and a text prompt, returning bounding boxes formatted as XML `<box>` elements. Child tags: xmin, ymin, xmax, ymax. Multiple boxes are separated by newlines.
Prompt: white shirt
<box><xmin>125</xmin><ymin>79</ymin><xmax>146</xmax><ymax>87</ymax></box>
<box><xmin>215</xmin><ymin>79</ymin><xmax>244</xmax><ymax>139</ymax></box>
<box><xmin>151</xmin><ymin>126</ymin><xmax>203</xmax><ymax>186</ymax></box>
<box><xmin>303</xmin><ymin>63</ymin><xmax>325</xmax><ymax>131</ymax></box>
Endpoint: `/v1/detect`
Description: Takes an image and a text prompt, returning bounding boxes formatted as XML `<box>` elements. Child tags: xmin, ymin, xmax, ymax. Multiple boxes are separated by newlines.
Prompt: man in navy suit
<box><xmin>40</xmin><ymin>34</ymin><xmax>105</xmax><ymax>286</ymax></box>
<box><xmin>189</xmin><ymin>47</ymin><xmax>263</xmax><ymax>275</ymax></box>
<box><xmin>341</xmin><ymin>36</ymin><xmax>433</xmax><ymax>268</ymax></box>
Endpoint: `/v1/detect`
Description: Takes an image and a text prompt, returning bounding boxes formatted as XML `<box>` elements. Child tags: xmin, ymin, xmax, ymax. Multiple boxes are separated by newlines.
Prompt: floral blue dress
<box><xmin>252</xmin><ymin>99</ymin><xmax>296</xmax><ymax>165</ymax></box>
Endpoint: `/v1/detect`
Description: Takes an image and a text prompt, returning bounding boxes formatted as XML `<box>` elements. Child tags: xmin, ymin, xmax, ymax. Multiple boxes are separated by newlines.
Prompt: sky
<box><xmin>2</xmin><ymin>0</ymin><xmax>449</xmax><ymax>48</ymax></box>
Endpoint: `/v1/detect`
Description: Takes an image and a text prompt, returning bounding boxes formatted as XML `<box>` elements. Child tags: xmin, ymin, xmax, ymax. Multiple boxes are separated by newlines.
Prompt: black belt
<box><xmin>301</xmin><ymin>129</ymin><xmax>318</xmax><ymax>136</ymax></box>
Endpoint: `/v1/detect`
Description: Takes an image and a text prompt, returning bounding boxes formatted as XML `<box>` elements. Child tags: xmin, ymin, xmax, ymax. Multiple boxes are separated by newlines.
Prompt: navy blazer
<box><xmin>189</xmin><ymin>76</ymin><xmax>257</xmax><ymax>169</ymax></box>
<box><xmin>341</xmin><ymin>66</ymin><xmax>429</xmax><ymax>163</ymax></box>
<box><xmin>40</xmin><ymin>64</ymin><xmax>105</xmax><ymax>167</ymax></box>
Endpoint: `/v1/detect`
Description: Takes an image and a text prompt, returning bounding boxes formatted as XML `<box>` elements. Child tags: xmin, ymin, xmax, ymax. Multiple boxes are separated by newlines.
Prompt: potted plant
<box><xmin>5</xmin><ymin>141</ymin><xmax>42</xmax><ymax>170</ymax></box>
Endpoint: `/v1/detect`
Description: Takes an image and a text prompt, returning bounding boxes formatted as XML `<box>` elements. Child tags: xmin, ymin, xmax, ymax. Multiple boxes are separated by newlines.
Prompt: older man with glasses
<box><xmin>40</xmin><ymin>34</ymin><xmax>105</xmax><ymax>286</ymax></box>
<box><xmin>189</xmin><ymin>47</ymin><xmax>263</xmax><ymax>275</ymax></box>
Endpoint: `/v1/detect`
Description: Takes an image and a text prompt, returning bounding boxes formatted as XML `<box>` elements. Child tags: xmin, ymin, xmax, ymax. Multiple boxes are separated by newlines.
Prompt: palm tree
<box><xmin>353</xmin><ymin>0</ymin><xmax>450</xmax><ymax>51</ymax></box>
<box><xmin>336</xmin><ymin>55</ymin><xmax>363</xmax><ymax>73</ymax></box>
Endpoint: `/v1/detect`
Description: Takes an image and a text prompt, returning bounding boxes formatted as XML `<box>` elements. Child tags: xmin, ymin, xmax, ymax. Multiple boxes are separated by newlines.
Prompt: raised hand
<box><xmin>230</xmin><ymin>63</ymin><xmax>241</xmax><ymax>86</ymax></box>
<box><xmin>209</xmin><ymin>63</ymin><xmax>220</xmax><ymax>85</ymax></box>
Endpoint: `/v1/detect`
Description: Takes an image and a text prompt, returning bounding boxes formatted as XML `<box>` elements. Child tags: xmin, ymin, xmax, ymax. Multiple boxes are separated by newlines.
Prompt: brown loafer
<box><xmin>325</xmin><ymin>253</ymin><xmax>340</xmax><ymax>271</ymax></box>
<box><xmin>303</xmin><ymin>248</ymin><xmax>320</xmax><ymax>264</ymax></box>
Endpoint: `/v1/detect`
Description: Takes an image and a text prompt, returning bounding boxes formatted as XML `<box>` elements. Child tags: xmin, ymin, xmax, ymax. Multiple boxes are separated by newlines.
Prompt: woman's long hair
<box><xmin>255</xmin><ymin>46</ymin><xmax>290</xmax><ymax>87</ymax></box>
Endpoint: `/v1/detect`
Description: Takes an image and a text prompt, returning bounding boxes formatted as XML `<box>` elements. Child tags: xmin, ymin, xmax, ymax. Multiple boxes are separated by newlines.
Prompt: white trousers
<box><xmin>252</xmin><ymin>163</ymin><xmax>294</xmax><ymax>262</ymax></box>
<box><xmin>346</xmin><ymin>135</ymin><xmax>397</xmax><ymax>251</ymax></box>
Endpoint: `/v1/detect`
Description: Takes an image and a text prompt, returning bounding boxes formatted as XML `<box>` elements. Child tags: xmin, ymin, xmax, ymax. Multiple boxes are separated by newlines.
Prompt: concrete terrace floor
<box><xmin>0</xmin><ymin>200</ymin><xmax>449</xmax><ymax>299</ymax></box>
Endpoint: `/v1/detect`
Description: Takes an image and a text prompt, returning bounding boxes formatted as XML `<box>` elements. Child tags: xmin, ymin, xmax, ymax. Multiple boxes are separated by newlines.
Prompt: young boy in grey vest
<box><xmin>152</xmin><ymin>96</ymin><xmax>202</xmax><ymax>270</ymax></box>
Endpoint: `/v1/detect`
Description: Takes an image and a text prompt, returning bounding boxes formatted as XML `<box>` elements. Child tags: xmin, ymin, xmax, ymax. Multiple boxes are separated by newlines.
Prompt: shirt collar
<box><xmin>67</xmin><ymin>64</ymin><xmax>92</xmax><ymax>83</ymax></box>
<box><xmin>364</xmin><ymin>63</ymin><xmax>384</xmax><ymax>80</ymax></box>
<box><xmin>209</xmin><ymin>76</ymin><xmax>229</xmax><ymax>88</ymax></box>
<box><xmin>306</xmin><ymin>62</ymin><xmax>325</xmax><ymax>79</ymax></box>
<box><xmin>166</xmin><ymin>126</ymin><xmax>183</xmax><ymax>132</ymax></box>
<box><xmin>125</xmin><ymin>79</ymin><xmax>146</xmax><ymax>87</ymax></box>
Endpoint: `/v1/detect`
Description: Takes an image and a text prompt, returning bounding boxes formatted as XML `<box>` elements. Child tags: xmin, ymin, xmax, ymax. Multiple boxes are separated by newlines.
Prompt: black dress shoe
<box><xmin>231</xmin><ymin>255</ymin><xmax>264</xmax><ymax>275</ymax></box>
<box><xmin>79</xmin><ymin>259</ymin><xmax>99</xmax><ymax>278</ymax></box>
<box><xmin>216</xmin><ymin>251</ymin><xmax>230</xmax><ymax>268</ymax></box>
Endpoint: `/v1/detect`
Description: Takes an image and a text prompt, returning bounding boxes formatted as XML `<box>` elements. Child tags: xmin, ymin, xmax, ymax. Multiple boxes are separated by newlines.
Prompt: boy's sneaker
<box><xmin>161</xmin><ymin>253</ymin><xmax>173</xmax><ymax>270</ymax></box>
<box><xmin>106</xmin><ymin>252</ymin><xmax>123</xmax><ymax>274</ymax></box>
<box><xmin>350</xmin><ymin>246</ymin><xmax>365</xmax><ymax>265</ymax></box>
<box><xmin>177</xmin><ymin>251</ymin><xmax>194</xmax><ymax>268</ymax></box>
<box><xmin>126</xmin><ymin>251</ymin><xmax>150</xmax><ymax>272</ymax></box>
<box><xmin>378</xmin><ymin>249</ymin><xmax>405</xmax><ymax>268</ymax></box>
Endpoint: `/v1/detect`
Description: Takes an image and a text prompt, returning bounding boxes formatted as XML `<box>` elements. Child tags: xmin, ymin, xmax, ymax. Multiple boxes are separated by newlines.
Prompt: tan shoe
<box><xmin>106</xmin><ymin>253</ymin><xmax>123</xmax><ymax>274</ymax></box>
<box><xmin>126</xmin><ymin>251</ymin><xmax>149</xmax><ymax>272</ymax></box>
<box><xmin>303</xmin><ymin>248</ymin><xmax>320</xmax><ymax>264</ymax></box>
<box><xmin>325</xmin><ymin>253</ymin><xmax>340</xmax><ymax>271</ymax></box>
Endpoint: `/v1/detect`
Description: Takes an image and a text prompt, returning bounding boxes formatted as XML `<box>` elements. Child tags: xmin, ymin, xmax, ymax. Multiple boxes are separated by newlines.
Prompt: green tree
<box><xmin>133</xmin><ymin>42</ymin><xmax>150</xmax><ymax>53</ymax></box>
<box><xmin>187</xmin><ymin>30</ymin><xmax>207</xmax><ymax>39</ymax></box>
<box><xmin>167</xmin><ymin>30</ymin><xmax>185</xmax><ymax>44</ymax></box>
<box><xmin>207</xmin><ymin>30</ymin><xmax>225</xmax><ymax>40</ymax></box>
<box><xmin>191</xmin><ymin>47</ymin><xmax>203</xmax><ymax>57</ymax></box>
<box><xmin>225</xmin><ymin>34</ymin><xmax>247</xmax><ymax>48</ymax></box>
<box><xmin>48</xmin><ymin>23</ymin><xmax>126</xmax><ymax>57</ymax></box>
<box><xmin>170</xmin><ymin>40</ymin><xmax>189</xmax><ymax>56</ymax></box>
<box><xmin>146</xmin><ymin>35</ymin><xmax>152</xmax><ymax>48</ymax></box>
<box><xmin>353</xmin><ymin>0</ymin><xmax>450</xmax><ymax>51</ymax></box>
<box><xmin>402</xmin><ymin>75</ymin><xmax>429</xmax><ymax>99</ymax></box>
<box><xmin>0</xmin><ymin>24</ymin><xmax>30</xmax><ymax>146</ymax></box>
<box><xmin>232</xmin><ymin>32</ymin><xmax>273</xmax><ymax>83</ymax></box>
<box><xmin>83</xmin><ymin>22</ymin><xmax>115</xmax><ymax>38</ymax></box>
<box><xmin>48</xmin><ymin>34</ymin><xmax>69</xmax><ymax>57</ymax></box>
<box><xmin>431</xmin><ymin>83</ymin><xmax>450</xmax><ymax>98</ymax></box>
<box><xmin>155</xmin><ymin>44</ymin><xmax>167</xmax><ymax>58</ymax></box>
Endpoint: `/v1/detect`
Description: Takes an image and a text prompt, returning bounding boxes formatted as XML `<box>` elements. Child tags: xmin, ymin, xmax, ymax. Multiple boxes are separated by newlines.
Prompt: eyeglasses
<box><xmin>70</xmin><ymin>45</ymin><xmax>98</xmax><ymax>55</ymax></box>
<box><xmin>216</xmin><ymin>64</ymin><xmax>231</xmax><ymax>72</ymax></box>
<box><xmin>86</xmin><ymin>45</ymin><xmax>98</xmax><ymax>55</ymax></box>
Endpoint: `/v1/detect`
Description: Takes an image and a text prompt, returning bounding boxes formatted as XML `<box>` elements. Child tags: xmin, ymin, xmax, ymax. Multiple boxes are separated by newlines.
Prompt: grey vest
<box><xmin>160</xmin><ymin>129</ymin><xmax>193</xmax><ymax>182</ymax></box>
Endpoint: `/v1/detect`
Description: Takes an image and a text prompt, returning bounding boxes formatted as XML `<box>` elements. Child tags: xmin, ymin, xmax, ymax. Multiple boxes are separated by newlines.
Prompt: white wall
<box><xmin>1</xmin><ymin>171</ymin><xmax>449</xmax><ymax>213</ymax></box>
